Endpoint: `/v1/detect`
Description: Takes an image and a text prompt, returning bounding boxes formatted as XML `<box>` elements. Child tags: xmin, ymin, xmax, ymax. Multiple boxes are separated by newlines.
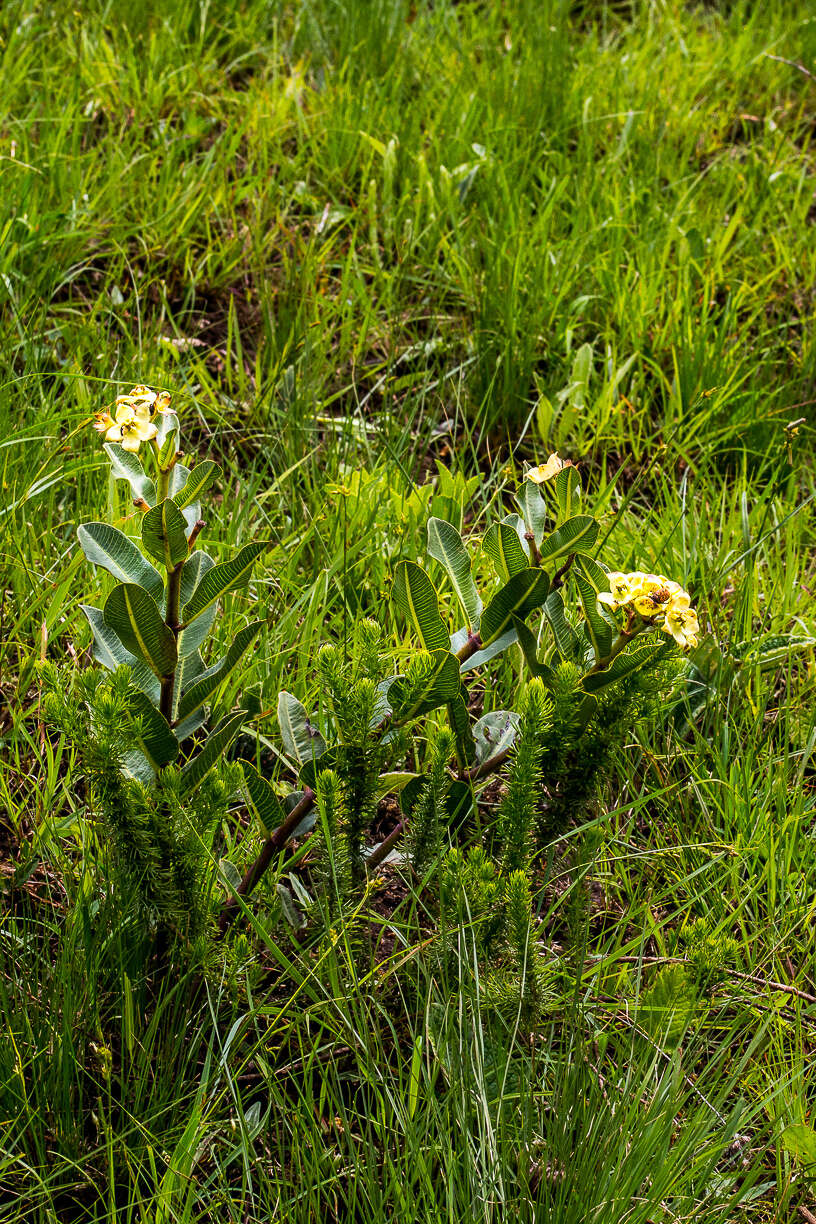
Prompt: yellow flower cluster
<box><xmin>93</xmin><ymin>385</ymin><xmax>172</xmax><ymax>453</ymax></box>
<box><xmin>599</xmin><ymin>571</ymin><xmax>700</xmax><ymax>650</ymax></box>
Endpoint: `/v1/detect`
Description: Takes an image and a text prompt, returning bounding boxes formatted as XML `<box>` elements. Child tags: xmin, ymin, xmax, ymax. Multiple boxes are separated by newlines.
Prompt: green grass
<box><xmin>2</xmin><ymin>0</ymin><xmax>816</xmax><ymax>1220</ymax></box>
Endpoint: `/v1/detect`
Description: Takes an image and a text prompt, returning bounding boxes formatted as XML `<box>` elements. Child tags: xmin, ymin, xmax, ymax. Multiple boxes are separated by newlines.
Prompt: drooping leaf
<box><xmin>543</xmin><ymin>590</ymin><xmax>581</xmax><ymax>661</ymax></box>
<box><xmin>480</xmin><ymin>568</ymin><xmax>550</xmax><ymax>646</ymax></box>
<box><xmin>80</xmin><ymin>604</ymin><xmax>160</xmax><ymax>702</ymax></box>
<box><xmin>103</xmin><ymin>583</ymin><xmax>177</xmax><ymax>677</ymax></box>
<box><xmin>182</xmin><ymin>542</ymin><xmax>267</xmax><ymax>625</ymax></box>
<box><xmin>427</xmin><ymin>517</ymin><xmax>482</xmax><ymax>629</ymax></box>
<box><xmin>277</xmin><ymin>881</ymin><xmax>305</xmax><ymax>929</ymax></box>
<box><xmin>104</xmin><ymin>443</ymin><xmax>156</xmax><ymax>506</ymax></box>
<box><xmin>388</xmin><ymin>649</ymin><xmax>461</xmax><ymax>723</ymax></box>
<box><xmin>141</xmin><ymin>498</ymin><xmax>189</xmax><ymax>570</ymax></box>
<box><xmin>169</xmin><ymin>462</ymin><xmax>200</xmax><ymax>533</ymax></box>
<box><xmin>177</xmin><ymin>621</ymin><xmax>264</xmax><ymax>721</ymax></box>
<box><xmin>582</xmin><ymin>640</ymin><xmax>668</xmax><ymax>693</ymax></box>
<box><xmin>179</xmin><ymin>709</ymin><xmax>246</xmax><ymax>796</ymax></box>
<box><xmin>482</xmin><ymin>522</ymin><xmax>528</xmax><ymax>583</ymax></box>
<box><xmin>392</xmin><ymin>560</ymin><xmax>449</xmax><ymax>651</ymax></box>
<box><xmin>77</xmin><ymin>522</ymin><xmax>164</xmax><ymax>604</ymax></box>
<box><xmin>539</xmin><ymin>515</ymin><xmax>599</xmax><ymax>564</ymax></box>
<box><xmin>515</xmin><ymin>481</ymin><xmax>548</xmax><ymax>545</ymax></box>
<box><xmin>277</xmin><ymin>691</ymin><xmax>326</xmax><ymax>765</ymax></box>
<box><xmin>241</xmin><ymin>760</ymin><xmax>285</xmax><ymax>837</ymax></box>
<box><xmin>127</xmin><ymin>689</ymin><xmax>179</xmax><ymax>771</ymax></box>
<box><xmin>172</xmin><ymin>460</ymin><xmax>220</xmax><ymax>511</ymax></box>
<box><xmin>473</xmin><ymin>710</ymin><xmax>521</xmax><ymax>765</ymax></box>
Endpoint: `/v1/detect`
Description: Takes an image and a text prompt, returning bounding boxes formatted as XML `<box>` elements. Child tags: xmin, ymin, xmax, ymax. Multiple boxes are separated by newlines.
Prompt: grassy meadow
<box><xmin>1</xmin><ymin>0</ymin><xmax>816</xmax><ymax>1220</ymax></box>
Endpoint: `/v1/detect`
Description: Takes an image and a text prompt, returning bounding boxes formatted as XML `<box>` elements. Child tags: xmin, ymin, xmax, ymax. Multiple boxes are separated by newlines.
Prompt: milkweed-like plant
<box><xmin>42</xmin><ymin>385</ymin><xmax>267</xmax><ymax>937</ymax></box>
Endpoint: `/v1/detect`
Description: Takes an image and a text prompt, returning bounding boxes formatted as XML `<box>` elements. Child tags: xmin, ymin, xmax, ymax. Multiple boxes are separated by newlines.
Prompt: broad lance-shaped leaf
<box><xmin>177</xmin><ymin>621</ymin><xmax>264</xmax><ymax>721</ymax></box>
<box><xmin>182</xmin><ymin>542</ymin><xmax>267</xmax><ymax>625</ymax></box>
<box><xmin>277</xmin><ymin>691</ymin><xmax>327</xmax><ymax>765</ymax></box>
<box><xmin>515</xmin><ymin>481</ymin><xmax>548</xmax><ymax>545</ymax></box>
<box><xmin>241</xmin><ymin>760</ymin><xmax>285</xmax><ymax>837</ymax></box>
<box><xmin>172</xmin><ymin>460</ymin><xmax>220</xmax><ymax>511</ymax></box>
<box><xmin>473</xmin><ymin>710</ymin><xmax>521</xmax><ymax>765</ymax></box>
<box><xmin>543</xmin><ymin>589</ymin><xmax>581</xmax><ymax>661</ymax></box>
<box><xmin>575</xmin><ymin>573</ymin><xmax>613</xmax><ymax>660</ymax></box>
<box><xmin>169</xmin><ymin>463</ymin><xmax>200</xmax><ymax>533</ymax></box>
<box><xmin>388</xmin><ymin>649</ymin><xmax>461</xmax><ymax>723</ymax></box>
<box><xmin>582</xmin><ymin>641</ymin><xmax>668</xmax><ymax>693</ymax></box>
<box><xmin>126</xmin><ymin>689</ymin><xmax>179</xmax><ymax>771</ymax></box>
<box><xmin>482</xmin><ymin>522</ymin><xmax>528</xmax><ymax>583</ymax></box>
<box><xmin>103</xmin><ymin>583</ymin><xmax>177</xmax><ymax>677</ymax></box>
<box><xmin>77</xmin><ymin>522</ymin><xmax>163</xmax><ymax>604</ymax></box>
<box><xmin>104</xmin><ymin>443</ymin><xmax>156</xmax><ymax>507</ymax></box>
<box><xmin>574</xmin><ymin>552</ymin><xmax>609</xmax><ymax>594</ymax></box>
<box><xmin>538</xmin><ymin>515</ymin><xmax>598</xmax><ymax>564</ymax></box>
<box><xmin>447</xmin><ymin>686</ymin><xmax>476</xmax><ymax>764</ymax></box>
<box><xmin>179</xmin><ymin>709</ymin><xmax>246</xmax><ymax>796</ymax></box>
<box><xmin>391</xmin><ymin>560</ymin><xmax>449</xmax><ymax>651</ymax></box>
<box><xmin>427</xmin><ymin>517</ymin><xmax>482</xmax><ymax>630</ymax></box>
<box><xmin>552</xmin><ymin>465</ymin><xmax>582</xmax><ymax>522</ymax></box>
<box><xmin>480</xmin><ymin>568</ymin><xmax>550</xmax><ymax>646</ymax></box>
<box><xmin>142</xmin><ymin>498</ymin><xmax>189</xmax><ymax>569</ymax></box>
<box><xmin>80</xmin><ymin>605</ymin><xmax>160</xmax><ymax>703</ymax></box>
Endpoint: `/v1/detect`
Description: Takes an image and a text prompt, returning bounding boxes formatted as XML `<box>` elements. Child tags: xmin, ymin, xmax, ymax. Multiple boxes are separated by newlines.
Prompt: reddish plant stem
<box><xmin>217</xmin><ymin>786</ymin><xmax>315</xmax><ymax>935</ymax></box>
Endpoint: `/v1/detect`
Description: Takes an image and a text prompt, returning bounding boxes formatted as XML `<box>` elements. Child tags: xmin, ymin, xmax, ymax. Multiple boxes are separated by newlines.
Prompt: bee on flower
<box><xmin>597</xmin><ymin>569</ymin><xmax>700</xmax><ymax>650</ymax></box>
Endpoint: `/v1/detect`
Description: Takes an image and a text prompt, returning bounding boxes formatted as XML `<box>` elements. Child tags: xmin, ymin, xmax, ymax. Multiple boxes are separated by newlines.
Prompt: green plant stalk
<box><xmin>159</xmin><ymin>562</ymin><xmax>184</xmax><ymax>723</ymax></box>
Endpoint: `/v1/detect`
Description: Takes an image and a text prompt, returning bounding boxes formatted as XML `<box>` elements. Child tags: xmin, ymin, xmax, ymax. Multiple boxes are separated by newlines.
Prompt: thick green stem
<box><xmin>586</xmin><ymin>627</ymin><xmax>637</xmax><ymax>676</ymax></box>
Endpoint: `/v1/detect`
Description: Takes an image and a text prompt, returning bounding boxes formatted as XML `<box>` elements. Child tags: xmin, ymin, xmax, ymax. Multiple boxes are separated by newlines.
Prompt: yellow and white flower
<box><xmin>93</xmin><ymin>400</ymin><xmax>158</xmax><ymax>452</ymax></box>
<box><xmin>661</xmin><ymin>595</ymin><xmax>700</xmax><ymax>650</ymax></box>
<box><xmin>598</xmin><ymin>571</ymin><xmax>640</xmax><ymax>609</ymax></box>
<box><xmin>525</xmin><ymin>453</ymin><xmax>566</xmax><ymax>484</ymax></box>
<box><xmin>595</xmin><ymin>568</ymin><xmax>700</xmax><ymax>649</ymax></box>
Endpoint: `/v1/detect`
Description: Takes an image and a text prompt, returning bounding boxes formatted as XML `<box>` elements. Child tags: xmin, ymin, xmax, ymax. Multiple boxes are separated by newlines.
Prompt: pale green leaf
<box><xmin>77</xmin><ymin>522</ymin><xmax>163</xmax><ymax>604</ymax></box>
<box><xmin>392</xmin><ymin>560</ymin><xmax>449</xmax><ymax>651</ymax></box>
<box><xmin>181</xmin><ymin>542</ymin><xmax>267</xmax><ymax>625</ymax></box>
<box><xmin>427</xmin><ymin>517</ymin><xmax>482</xmax><ymax>629</ymax></box>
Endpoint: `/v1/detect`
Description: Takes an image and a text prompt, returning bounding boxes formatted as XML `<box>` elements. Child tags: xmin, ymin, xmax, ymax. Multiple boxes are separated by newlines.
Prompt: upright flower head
<box><xmin>91</xmin><ymin>385</ymin><xmax>172</xmax><ymax>452</ymax></box>
<box><xmin>596</xmin><ymin>569</ymin><xmax>700</xmax><ymax>650</ymax></box>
